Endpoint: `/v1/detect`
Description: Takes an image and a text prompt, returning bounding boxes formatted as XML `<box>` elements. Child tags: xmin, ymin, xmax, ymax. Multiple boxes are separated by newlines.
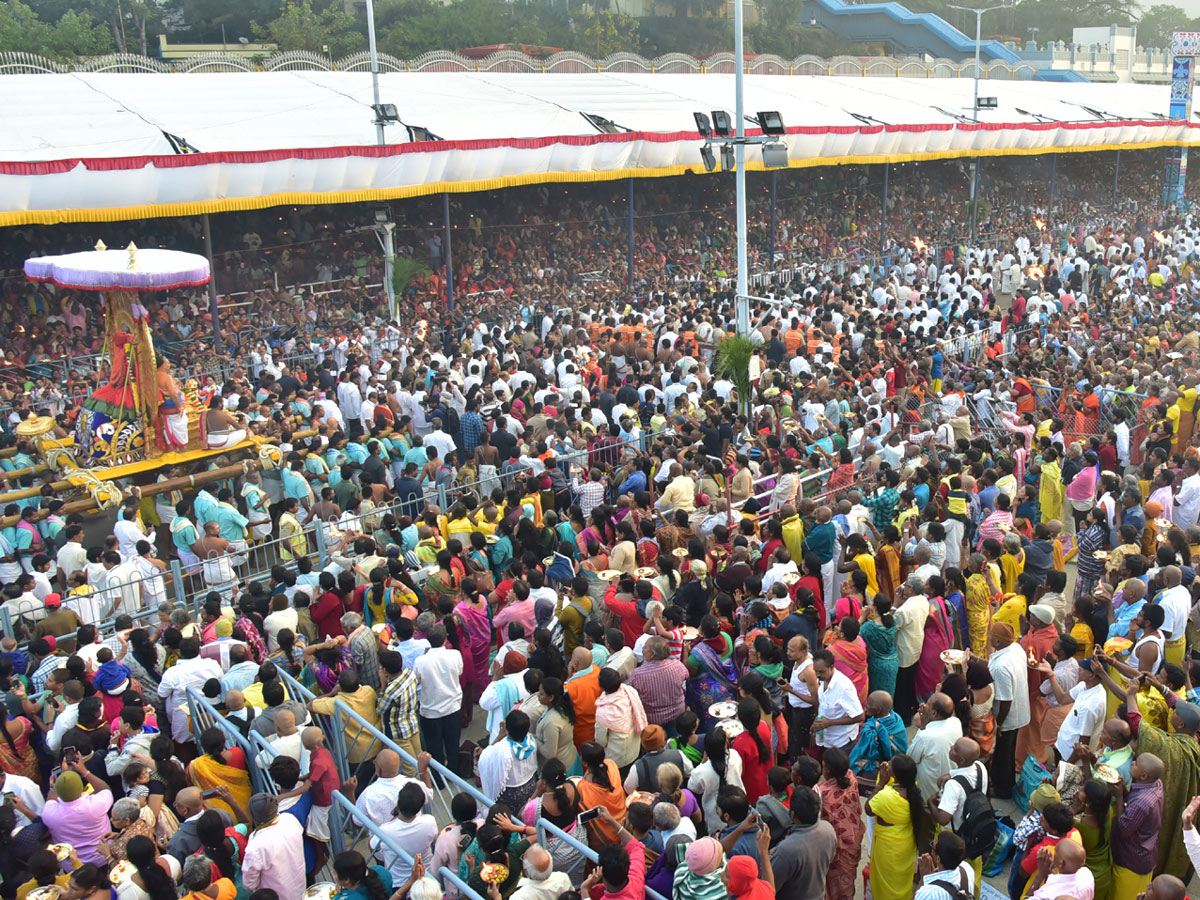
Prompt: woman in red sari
<box><xmin>826</xmin><ymin>616</ymin><xmax>869</xmax><ymax>706</ymax></box>
<box><xmin>817</xmin><ymin>747</ymin><xmax>865</xmax><ymax>900</ymax></box>
<box><xmin>915</xmin><ymin>573</ymin><xmax>956</xmax><ymax>700</ymax></box>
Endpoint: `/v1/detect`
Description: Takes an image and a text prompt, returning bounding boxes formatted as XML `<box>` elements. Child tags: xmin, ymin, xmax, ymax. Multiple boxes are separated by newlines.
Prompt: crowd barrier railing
<box><xmin>536</xmin><ymin>817</ymin><xmax>670</xmax><ymax>900</ymax></box>
<box><xmin>327</xmin><ymin>789</ymin><xmax>487</xmax><ymax>900</ymax></box>
<box><xmin>185</xmin><ymin>685</ymin><xmax>276</xmax><ymax>795</ymax></box>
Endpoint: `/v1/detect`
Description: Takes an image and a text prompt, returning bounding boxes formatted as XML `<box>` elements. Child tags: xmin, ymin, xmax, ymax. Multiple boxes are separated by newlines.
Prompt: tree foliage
<box><xmin>574</xmin><ymin>10</ymin><xmax>641</xmax><ymax>57</ymax></box>
<box><xmin>0</xmin><ymin>0</ymin><xmax>113</xmax><ymax>59</ymax></box>
<box><xmin>251</xmin><ymin>0</ymin><xmax>363</xmax><ymax>56</ymax></box>
<box><xmin>1137</xmin><ymin>4</ymin><xmax>1194</xmax><ymax>49</ymax></box>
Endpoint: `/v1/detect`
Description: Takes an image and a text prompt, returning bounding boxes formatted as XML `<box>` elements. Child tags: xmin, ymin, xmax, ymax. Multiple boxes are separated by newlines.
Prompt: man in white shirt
<box><xmin>412</xmin><ymin>624</ymin><xmax>464</xmax><ymax>774</ymax></box>
<box><xmin>1176</xmin><ymin>456</ymin><xmax>1200</xmax><ymax>529</ymax></box>
<box><xmin>373</xmin><ymin>782</ymin><xmax>438</xmax><ymax>884</ymax></box>
<box><xmin>262</xmin><ymin>595</ymin><xmax>299</xmax><ymax>652</ymax></box>
<box><xmin>114</xmin><ymin>508</ymin><xmax>152</xmax><ymax>560</ymax></box>
<box><xmin>509</xmin><ymin>845</ymin><xmax>573</xmax><ymax>900</ymax></box>
<box><xmin>988</xmin><ymin>623</ymin><xmax>1031</xmax><ymax>799</ymax></box>
<box><xmin>909</xmin><ymin>693</ymin><xmax>964</xmax><ymax>799</ymax></box>
<box><xmin>157</xmin><ymin>637</ymin><xmax>224</xmax><ymax>743</ymax></box>
<box><xmin>812</xmin><ymin>649</ymin><xmax>864</xmax><ymax>751</ymax></box>
<box><xmin>46</xmin><ymin>680</ymin><xmax>84</xmax><ymax>754</ymax></box>
<box><xmin>1156</xmin><ymin>566</ymin><xmax>1191</xmax><ymax>663</ymax></box>
<box><xmin>913</xmin><ymin>832</ymin><xmax>976</xmax><ymax>900</ymax></box>
<box><xmin>355</xmin><ymin>749</ymin><xmax>433</xmax><ymax>826</ymax></box>
<box><xmin>1047</xmin><ymin>657</ymin><xmax>1107</xmax><ymax>762</ymax></box>
<box><xmin>55</xmin><ymin>525</ymin><xmax>88</xmax><ymax>588</ymax></box>
<box><xmin>424</xmin><ymin>418</ymin><xmax>457</xmax><ymax>462</ymax></box>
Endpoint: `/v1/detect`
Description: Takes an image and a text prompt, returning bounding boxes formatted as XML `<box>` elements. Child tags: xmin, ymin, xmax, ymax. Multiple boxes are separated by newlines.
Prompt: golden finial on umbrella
<box><xmin>126</xmin><ymin>241</ymin><xmax>138</xmax><ymax>269</ymax></box>
<box><xmin>94</xmin><ymin>239</ymin><xmax>107</xmax><ymax>252</ymax></box>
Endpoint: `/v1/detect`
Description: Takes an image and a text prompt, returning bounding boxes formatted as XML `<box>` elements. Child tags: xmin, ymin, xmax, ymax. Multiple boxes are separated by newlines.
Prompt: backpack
<box><xmin>930</xmin><ymin>865</ymin><xmax>973</xmax><ymax>900</ymax></box>
<box><xmin>952</xmin><ymin>761</ymin><xmax>998</xmax><ymax>860</ymax></box>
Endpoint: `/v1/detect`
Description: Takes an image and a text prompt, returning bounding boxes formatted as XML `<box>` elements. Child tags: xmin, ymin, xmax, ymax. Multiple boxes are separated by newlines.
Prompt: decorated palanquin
<box><xmin>23</xmin><ymin>242</ymin><xmax>212</xmax><ymax>467</ymax></box>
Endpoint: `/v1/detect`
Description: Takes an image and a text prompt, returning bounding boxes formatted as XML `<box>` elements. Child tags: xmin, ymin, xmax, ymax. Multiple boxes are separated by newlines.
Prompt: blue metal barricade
<box><xmin>185</xmin><ymin>685</ymin><xmax>275</xmax><ymax>794</ymax></box>
<box><xmin>536</xmin><ymin>818</ymin><xmax>670</xmax><ymax>900</ymax></box>
<box><xmin>328</xmin><ymin>790</ymin><xmax>487</xmax><ymax>900</ymax></box>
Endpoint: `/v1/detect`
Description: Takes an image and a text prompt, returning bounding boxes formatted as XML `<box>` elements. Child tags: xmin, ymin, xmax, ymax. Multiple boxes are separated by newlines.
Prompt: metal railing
<box><xmin>535</xmin><ymin>817</ymin><xmax>670</xmax><ymax>900</ymax></box>
<box><xmin>185</xmin><ymin>685</ymin><xmax>276</xmax><ymax>795</ymax></box>
<box><xmin>326</xmin><ymin>790</ymin><xmax>486</xmax><ymax>900</ymax></box>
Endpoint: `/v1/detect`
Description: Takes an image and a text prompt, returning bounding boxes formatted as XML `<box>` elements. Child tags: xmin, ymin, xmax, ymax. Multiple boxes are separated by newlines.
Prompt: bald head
<box><xmin>570</xmin><ymin>647</ymin><xmax>593</xmax><ymax>674</ymax></box>
<box><xmin>1134</xmin><ymin>752</ymin><xmax>1164</xmax><ymax>783</ymax></box>
<box><xmin>301</xmin><ymin>726</ymin><xmax>325</xmax><ymax>750</ymax></box>
<box><xmin>927</xmin><ymin>692</ymin><xmax>953</xmax><ymax>721</ymax></box>
<box><xmin>1147</xmin><ymin>874</ymin><xmax>1188</xmax><ymax>900</ymax></box>
<box><xmin>274</xmin><ymin>710</ymin><xmax>296</xmax><ymax>736</ymax></box>
<box><xmin>866</xmin><ymin>691</ymin><xmax>894</xmax><ymax>718</ymax></box>
<box><xmin>950</xmin><ymin>737</ymin><xmax>980</xmax><ymax>768</ymax></box>
<box><xmin>1164</xmin><ymin>565</ymin><xmax>1183</xmax><ymax>588</ymax></box>
<box><xmin>375</xmin><ymin>749</ymin><xmax>400</xmax><ymax>778</ymax></box>
<box><xmin>174</xmin><ymin>786</ymin><xmax>203</xmax><ymax>817</ymax></box>
<box><xmin>1052</xmin><ymin>836</ymin><xmax>1087</xmax><ymax>874</ymax></box>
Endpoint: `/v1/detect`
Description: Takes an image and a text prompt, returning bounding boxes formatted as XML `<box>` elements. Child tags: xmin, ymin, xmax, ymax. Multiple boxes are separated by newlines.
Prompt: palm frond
<box><xmin>713</xmin><ymin>334</ymin><xmax>756</xmax><ymax>415</ymax></box>
<box><xmin>392</xmin><ymin>257</ymin><xmax>432</xmax><ymax>298</ymax></box>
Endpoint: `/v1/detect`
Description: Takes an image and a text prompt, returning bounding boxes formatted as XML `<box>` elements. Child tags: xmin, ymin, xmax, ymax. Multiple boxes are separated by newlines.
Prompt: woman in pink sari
<box><xmin>915</xmin><ymin>573</ymin><xmax>956</xmax><ymax>700</ymax></box>
<box><xmin>826</xmin><ymin>616</ymin><xmax>869</xmax><ymax>706</ymax></box>
<box><xmin>453</xmin><ymin>583</ymin><xmax>493</xmax><ymax>714</ymax></box>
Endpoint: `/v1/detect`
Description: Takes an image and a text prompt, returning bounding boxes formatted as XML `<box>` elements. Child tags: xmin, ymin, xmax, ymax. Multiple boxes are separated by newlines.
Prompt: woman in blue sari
<box><xmin>686</xmin><ymin>615</ymin><xmax>738</xmax><ymax>732</ymax></box>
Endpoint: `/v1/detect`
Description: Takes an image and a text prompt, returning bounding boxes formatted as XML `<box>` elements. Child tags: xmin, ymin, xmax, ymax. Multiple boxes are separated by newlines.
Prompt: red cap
<box><xmin>43</xmin><ymin>593</ymin><xmax>61</xmax><ymax>608</ymax></box>
<box><xmin>43</xmin><ymin>635</ymin><xmax>57</xmax><ymax>650</ymax></box>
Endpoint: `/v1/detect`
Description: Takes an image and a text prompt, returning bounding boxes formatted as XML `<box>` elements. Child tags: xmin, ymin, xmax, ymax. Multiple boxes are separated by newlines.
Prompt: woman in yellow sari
<box><xmin>866</xmin><ymin>754</ymin><xmax>922</xmax><ymax>900</ymax></box>
<box><xmin>188</xmin><ymin>727</ymin><xmax>252</xmax><ymax>822</ymax></box>
<box><xmin>1037</xmin><ymin>449</ymin><xmax>1063</xmax><ymax>526</ymax></box>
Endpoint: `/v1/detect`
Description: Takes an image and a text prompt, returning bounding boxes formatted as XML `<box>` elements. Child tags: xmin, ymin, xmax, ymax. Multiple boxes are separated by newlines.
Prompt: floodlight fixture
<box><xmin>700</xmin><ymin>145</ymin><xmax>717</xmax><ymax>172</ymax></box>
<box><xmin>711</xmin><ymin>110</ymin><xmax>732</xmax><ymax>136</ymax></box>
<box><xmin>694</xmin><ymin>112</ymin><xmax>712</xmax><ymax>138</ymax></box>
<box><xmin>373</xmin><ymin>208</ymin><xmax>391</xmax><ymax>224</ymax></box>
<box><xmin>761</xmin><ymin>141</ymin><xmax>789</xmax><ymax>168</ymax></box>
<box><xmin>720</xmin><ymin>144</ymin><xmax>736</xmax><ymax>171</ymax></box>
<box><xmin>757</xmin><ymin>110</ymin><xmax>785</xmax><ymax>135</ymax></box>
<box><xmin>373</xmin><ymin>103</ymin><xmax>400</xmax><ymax>122</ymax></box>
<box><xmin>976</xmin><ymin>96</ymin><xmax>998</xmax><ymax>110</ymax></box>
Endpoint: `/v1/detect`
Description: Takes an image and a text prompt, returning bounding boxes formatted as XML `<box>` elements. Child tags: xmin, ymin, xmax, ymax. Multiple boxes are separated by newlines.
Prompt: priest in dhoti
<box><xmin>156</xmin><ymin>357</ymin><xmax>189</xmax><ymax>450</ymax></box>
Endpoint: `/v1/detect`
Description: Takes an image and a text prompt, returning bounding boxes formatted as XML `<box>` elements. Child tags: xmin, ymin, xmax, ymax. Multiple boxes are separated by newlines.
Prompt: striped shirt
<box><xmin>378</xmin><ymin>669</ymin><xmax>419</xmax><ymax>741</ymax></box>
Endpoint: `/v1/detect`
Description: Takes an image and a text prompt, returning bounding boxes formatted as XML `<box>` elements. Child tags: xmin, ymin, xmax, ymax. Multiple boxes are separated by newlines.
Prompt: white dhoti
<box><xmin>206</xmin><ymin>428</ymin><xmax>248</xmax><ymax>450</ymax></box>
<box><xmin>178</xmin><ymin>548</ymin><xmax>202</xmax><ymax>572</ymax></box>
<box><xmin>227</xmin><ymin>539</ymin><xmax>249</xmax><ymax>567</ymax></box>
<box><xmin>161</xmin><ymin>410</ymin><xmax>189</xmax><ymax>449</ymax></box>
<box><xmin>821</xmin><ymin>556</ymin><xmax>837</xmax><ymax>622</ymax></box>
<box><xmin>248</xmin><ymin>520</ymin><xmax>272</xmax><ymax>541</ymax></box>
<box><xmin>944</xmin><ymin>518</ymin><xmax>965</xmax><ymax>569</ymax></box>
<box><xmin>478</xmin><ymin>464</ymin><xmax>501</xmax><ymax>498</ymax></box>
<box><xmin>202</xmin><ymin>554</ymin><xmax>236</xmax><ymax>598</ymax></box>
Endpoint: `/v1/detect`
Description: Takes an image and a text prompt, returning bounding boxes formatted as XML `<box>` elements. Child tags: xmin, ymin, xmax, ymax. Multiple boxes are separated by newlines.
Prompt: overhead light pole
<box><xmin>947</xmin><ymin>1</ymin><xmax>1013</xmax><ymax>239</ymax></box>
<box><xmin>693</xmin><ymin>0</ymin><xmax>789</xmax><ymax>338</ymax></box>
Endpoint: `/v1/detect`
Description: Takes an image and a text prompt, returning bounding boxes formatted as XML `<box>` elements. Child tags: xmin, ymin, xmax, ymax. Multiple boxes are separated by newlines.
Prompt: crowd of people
<box><xmin>2</xmin><ymin>146</ymin><xmax>1200</xmax><ymax>900</ymax></box>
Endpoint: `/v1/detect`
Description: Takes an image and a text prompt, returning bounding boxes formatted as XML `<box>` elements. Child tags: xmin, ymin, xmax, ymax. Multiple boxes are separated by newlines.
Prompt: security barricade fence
<box><xmin>327</xmin><ymin>790</ymin><xmax>488</xmax><ymax>900</ymax></box>
<box><xmin>185</xmin><ymin>685</ymin><xmax>276</xmax><ymax>795</ymax></box>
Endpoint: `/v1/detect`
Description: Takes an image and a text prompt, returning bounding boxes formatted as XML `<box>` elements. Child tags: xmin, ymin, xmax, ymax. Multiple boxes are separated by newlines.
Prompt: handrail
<box><xmin>330</xmin><ymin>697</ymin><xmax>495</xmax><ymax>811</ymax></box>
<box><xmin>536</xmin><ymin>817</ymin><xmax>670</xmax><ymax>900</ymax></box>
<box><xmin>328</xmin><ymin>790</ymin><xmax>487</xmax><ymax>900</ymax></box>
<box><xmin>185</xmin><ymin>685</ymin><xmax>275</xmax><ymax>795</ymax></box>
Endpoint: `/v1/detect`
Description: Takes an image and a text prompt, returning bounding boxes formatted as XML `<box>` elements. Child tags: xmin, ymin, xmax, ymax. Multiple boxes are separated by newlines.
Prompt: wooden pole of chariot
<box><xmin>0</xmin><ymin>429</ymin><xmax>320</xmax><ymax>524</ymax></box>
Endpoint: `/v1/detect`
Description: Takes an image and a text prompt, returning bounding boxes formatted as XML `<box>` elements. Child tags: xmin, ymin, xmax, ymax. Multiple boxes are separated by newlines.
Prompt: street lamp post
<box><xmin>733</xmin><ymin>0</ymin><xmax>749</xmax><ymax>337</ymax></box>
<box><xmin>947</xmin><ymin>2</ymin><xmax>1013</xmax><ymax>240</ymax></box>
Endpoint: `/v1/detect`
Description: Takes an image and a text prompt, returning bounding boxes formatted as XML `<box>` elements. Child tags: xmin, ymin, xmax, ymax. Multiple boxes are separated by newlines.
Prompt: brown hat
<box><xmin>501</xmin><ymin>652</ymin><xmax>527</xmax><ymax>675</ymax></box>
<box><xmin>640</xmin><ymin>725</ymin><xmax>666</xmax><ymax>751</ymax></box>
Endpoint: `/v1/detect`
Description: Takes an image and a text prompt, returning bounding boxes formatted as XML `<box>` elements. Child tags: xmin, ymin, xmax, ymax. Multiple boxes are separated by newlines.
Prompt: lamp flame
<box><xmin>1027</xmin><ymin>265</ymin><xmax>1045</xmax><ymax>279</ymax></box>
<box><xmin>913</xmin><ymin>236</ymin><xmax>928</xmax><ymax>253</ymax></box>
<box><xmin>1153</xmin><ymin>230</ymin><xmax>1170</xmax><ymax>244</ymax></box>
<box><xmin>1033</xmin><ymin>217</ymin><xmax>1046</xmax><ymax>231</ymax></box>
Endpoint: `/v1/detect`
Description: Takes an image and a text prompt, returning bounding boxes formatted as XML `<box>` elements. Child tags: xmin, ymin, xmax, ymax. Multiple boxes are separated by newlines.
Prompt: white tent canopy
<box><xmin>0</xmin><ymin>71</ymin><xmax>1194</xmax><ymax>225</ymax></box>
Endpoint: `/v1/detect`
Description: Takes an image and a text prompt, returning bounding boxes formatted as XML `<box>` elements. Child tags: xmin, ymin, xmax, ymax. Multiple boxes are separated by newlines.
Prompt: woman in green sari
<box><xmin>1072</xmin><ymin>779</ymin><xmax>1113</xmax><ymax>900</ymax></box>
<box><xmin>859</xmin><ymin>593</ymin><xmax>898</xmax><ymax>696</ymax></box>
